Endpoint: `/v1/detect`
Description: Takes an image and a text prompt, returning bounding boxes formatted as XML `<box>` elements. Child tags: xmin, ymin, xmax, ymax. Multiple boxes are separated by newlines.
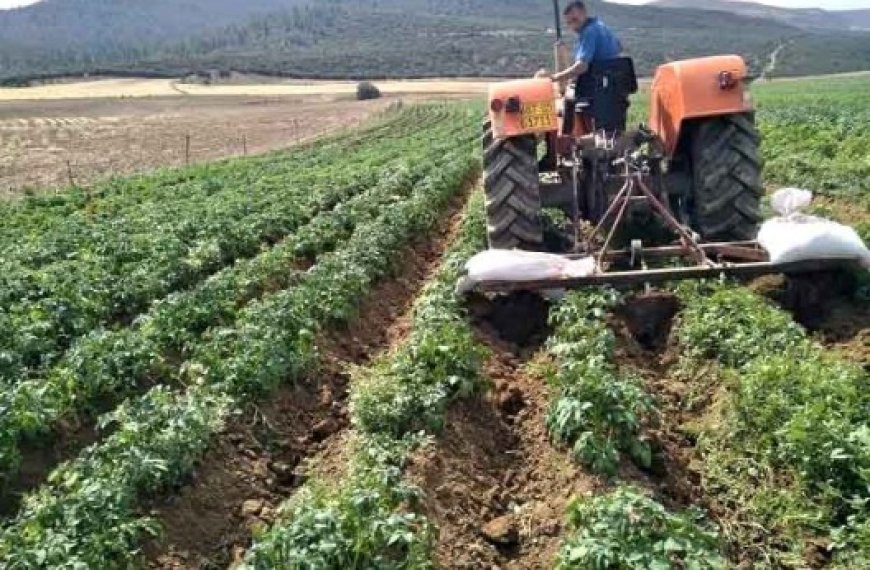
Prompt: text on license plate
<box><xmin>520</xmin><ymin>102</ymin><xmax>554</xmax><ymax>129</ymax></box>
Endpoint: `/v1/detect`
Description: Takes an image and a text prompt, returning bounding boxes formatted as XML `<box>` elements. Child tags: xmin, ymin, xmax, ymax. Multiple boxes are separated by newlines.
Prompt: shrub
<box><xmin>357</xmin><ymin>81</ymin><xmax>382</xmax><ymax>101</ymax></box>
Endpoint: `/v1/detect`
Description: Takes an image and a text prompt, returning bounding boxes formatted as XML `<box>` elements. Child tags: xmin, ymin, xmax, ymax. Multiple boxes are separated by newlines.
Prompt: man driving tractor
<box><xmin>552</xmin><ymin>1</ymin><xmax>623</xmax><ymax>83</ymax></box>
<box><xmin>536</xmin><ymin>1</ymin><xmax>635</xmax><ymax>135</ymax></box>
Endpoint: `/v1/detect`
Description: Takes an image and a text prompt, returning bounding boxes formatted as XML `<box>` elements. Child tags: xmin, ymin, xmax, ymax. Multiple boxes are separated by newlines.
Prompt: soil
<box><xmin>814</xmin><ymin>299</ymin><xmax>870</xmax><ymax>367</ymax></box>
<box><xmin>407</xmin><ymin>297</ymin><xmax>603</xmax><ymax>569</ymax></box>
<box><xmin>607</xmin><ymin>293</ymin><xmax>703</xmax><ymax>509</ymax></box>
<box><xmin>142</xmin><ymin>183</ymin><xmax>475</xmax><ymax>569</ymax></box>
<box><xmin>0</xmin><ymin>77</ymin><xmax>493</xmax><ymax>101</ymax></box>
<box><xmin>750</xmin><ymin>273</ymin><xmax>870</xmax><ymax>367</ymax></box>
<box><xmin>405</xmin><ymin>273</ymin><xmax>863</xmax><ymax>569</ymax></box>
<box><xmin>0</xmin><ymin>417</ymin><xmax>101</xmax><ymax>517</ymax></box>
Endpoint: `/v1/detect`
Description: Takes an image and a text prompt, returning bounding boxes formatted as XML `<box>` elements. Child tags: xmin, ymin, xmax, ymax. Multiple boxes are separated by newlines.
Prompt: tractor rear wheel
<box><xmin>482</xmin><ymin>120</ymin><xmax>544</xmax><ymax>250</ymax></box>
<box><xmin>689</xmin><ymin>113</ymin><xmax>762</xmax><ymax>241</ymax></box>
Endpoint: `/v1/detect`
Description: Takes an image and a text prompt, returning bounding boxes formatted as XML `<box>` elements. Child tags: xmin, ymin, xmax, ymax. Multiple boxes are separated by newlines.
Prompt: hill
<box><xmin>653</xmin><ymin>0</ymin><xmax>870</xmax><ymax>31</ymax></box>
<box><xmin>1</xmin><ymin>0</ymin><xmax>869</xmax><ymax>83</ymax></box>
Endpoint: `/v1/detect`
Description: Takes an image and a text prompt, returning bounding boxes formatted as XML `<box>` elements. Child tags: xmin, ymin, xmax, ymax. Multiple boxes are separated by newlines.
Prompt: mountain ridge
<box><xmin>0</xmin><ymin>0</ymin><xmax>868</xmax><ymax>83</ymax></box>
<box><xmin>652</xmin><ymin>0</ymin><xmax>870</xmax><ymax>31</ymax></box>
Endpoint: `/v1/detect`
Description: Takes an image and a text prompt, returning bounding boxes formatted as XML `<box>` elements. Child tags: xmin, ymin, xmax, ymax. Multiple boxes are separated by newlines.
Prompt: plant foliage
<box><xmin>676</xmin><ymin>283</ymin><xmax>870</xmax><ymax>566</ymax></box>
<box><xmin>557</xmin><ymin>486</ymin><xmax>726</xmax><ymax>570</ymax></box>
<box><xmin>546</xmin><ymin>291</ymin><xmax>655</xmax><ymax>476</ymax></box>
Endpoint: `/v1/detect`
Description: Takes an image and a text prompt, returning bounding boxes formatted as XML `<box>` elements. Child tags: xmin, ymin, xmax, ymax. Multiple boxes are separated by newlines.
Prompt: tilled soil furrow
<box><xmin>143</xmin><ymin>184</ymin><xmax>475</xmax><ymax>570</ymax></box>
<box><xmin>409</xmin><ymin>324</ymin><xmax>601</xmax><ymax>570</ymax></box>
<box><xmin>607</xmin><ymin>302</ymin><xmax>704</xmax><ymax>510</ymax></box>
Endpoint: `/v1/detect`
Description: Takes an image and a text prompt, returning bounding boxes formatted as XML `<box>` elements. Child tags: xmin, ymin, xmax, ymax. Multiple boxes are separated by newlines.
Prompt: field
<box><xmin>0</xmin><ymin>75</ymin><xmax>867</xmax><ymax>570</ymax></box>
<box><xmin>0</xmin><ymin>78</ymin><xmax>489</xmax><ymax>197</ymax></box>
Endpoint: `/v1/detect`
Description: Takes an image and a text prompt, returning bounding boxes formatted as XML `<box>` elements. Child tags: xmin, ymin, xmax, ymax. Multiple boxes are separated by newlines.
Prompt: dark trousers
<box><xmin>575</xmin><ymin>57</ymin><xmax>638</xmax><ymax>132</ymax></box>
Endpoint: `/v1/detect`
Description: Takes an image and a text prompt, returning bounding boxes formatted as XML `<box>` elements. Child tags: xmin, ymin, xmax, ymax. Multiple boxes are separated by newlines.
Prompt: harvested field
<box><xmin>0</xmin><ymin>95</ymin><xmax>394</xmax><ymax>197</ymax></box>
<box><xmin>0</xmin><ymin>77</ymin><xmax>493</xmax><ymax>101</ymax></box>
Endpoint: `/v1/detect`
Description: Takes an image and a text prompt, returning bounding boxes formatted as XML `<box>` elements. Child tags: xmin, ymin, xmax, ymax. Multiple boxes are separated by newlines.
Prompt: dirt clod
<box><xmin>269</xmin><ymin>460</ymin><xmax>298</xmax><ymax>486</ymax></box>
<box><xmin>312</xmin><ymin>417</ymin><xmax>341</xmax><ymax>442</ymax></box>
<box><xmin>481</xmin><ymin>515</ymin><xmax>519</xmax><ymax>546</ymax></box>
<box><xmin>240</xmin><ymin>499</ymin><xmax>265</xmax><ymax>518</ymax></box>
<box><xmin>497</xmin><ymin>386</ymin><xmax>526</xmax><ymax>417</ymax></box>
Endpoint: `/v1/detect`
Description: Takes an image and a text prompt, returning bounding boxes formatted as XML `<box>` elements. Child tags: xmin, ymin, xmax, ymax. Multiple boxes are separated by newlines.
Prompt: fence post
<box><xmin>66</xmin><ymin>159</ymin><xmax>76</xmax><ymax>188</ymax></box>
<box><xmin>185</xmin><ymin>133</ymin><xmax>191</xmax><ymax>166</ymax></box>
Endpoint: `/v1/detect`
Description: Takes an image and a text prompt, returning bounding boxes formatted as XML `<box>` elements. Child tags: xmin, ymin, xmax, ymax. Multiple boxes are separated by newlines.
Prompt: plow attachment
<box><xmin>470</xmin><ymin>243</ymin><xmax>855</xmax><ymax>294</ymax></box>
<box><xmin>467</xmin><ymin>159</ymin><xmax>863</xmax><ymax>295</ymax></box>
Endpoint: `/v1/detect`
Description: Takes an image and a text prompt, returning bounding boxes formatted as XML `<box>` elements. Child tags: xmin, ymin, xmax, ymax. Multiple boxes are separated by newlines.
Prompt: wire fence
<box><xmin>0</xmin><ymin>117</ymin><xmax>341</xmax><ymax>199</ymax></box>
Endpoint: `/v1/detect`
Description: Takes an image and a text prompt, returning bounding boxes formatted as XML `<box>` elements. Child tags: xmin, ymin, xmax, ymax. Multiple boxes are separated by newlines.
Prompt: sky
<box><xmin>611</xmin><ymin>0</ymin><xmax>870</xmax><ymax>8</ymax></box>
<box><xmin>0</xmin><ymin>0</ymin><xmax>38</xmax><ymax>8</ymax></box>
<box><xmin>0</xmin><ymin>0</ymin><xmax>869</xmax><ymax>9</ymax></box>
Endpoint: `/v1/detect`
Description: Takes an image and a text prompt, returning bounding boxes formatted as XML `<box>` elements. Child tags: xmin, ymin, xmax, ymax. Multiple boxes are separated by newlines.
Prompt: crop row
<box><xmin>675</xmin><ymin>283</ymin><xmax>869</xmax><ymax>567</ymax></box>
<box><xmin>242</xmin><ymin>191</ymin><xmax>490</xmax><ymax>569</ymax></box>
<box><xmin>0</xmin><ymin>124</ymin><xmax>470</xmax><ymax>482</ymax></box>
<box><xmin>0</xmin><ymin>105</ymin><xmax>430</xmax><ymax>273</ymax></box>
<box><xmin>543</xmin><ymin>291</ymin><xmax>726</xmax><ymax>568</ymax></box>
<box><xmin>0</xmin><ymin>131</ymin><xmax>480</xmax><ymax>568</ymax></box>
<box><xmin>546</xmin><ymin>279</ymin><xmax>868</xmax><ymax>567</ymax></box>
<box><xmin>545</xmin><ymin>291</ymin><xmax>654</xmax><ymax>477</ymax></box>
<box><xmin>0</xmin><ymin>107</ymin><xmax>462</xmax><ymax>386</ymax></box>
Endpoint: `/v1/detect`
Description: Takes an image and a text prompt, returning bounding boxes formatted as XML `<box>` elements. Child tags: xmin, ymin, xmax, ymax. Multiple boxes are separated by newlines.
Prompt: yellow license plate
<box><xmin>520</xmin><ymin>102</ymin><xmax>554</xmax><ymax>129</ymax></box>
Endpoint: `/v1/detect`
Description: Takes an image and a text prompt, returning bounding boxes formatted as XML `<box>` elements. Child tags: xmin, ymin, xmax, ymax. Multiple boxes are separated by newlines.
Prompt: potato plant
<box><xmin>755</xmin><ymin>76</ymin><xmax>870</xmax><ymax>204</ymax></box>
<box><xmin>0</xmin><ymin>118</ymin><xmax>472</xmax><ymax>482</ymax></box>
<box><xmin>545</xmin><ymin>291</ymin><xmax>655</xmax><ymax>476</ymax></box>
<box><xmin>557</xmin><ymin>486</ymin><xmax>725</xmax><ymax>570</ymax></box>
<box><xmin>0</xmin><ymin>109</ymin><xmax>446</xmax><ymax>387</ymax></box>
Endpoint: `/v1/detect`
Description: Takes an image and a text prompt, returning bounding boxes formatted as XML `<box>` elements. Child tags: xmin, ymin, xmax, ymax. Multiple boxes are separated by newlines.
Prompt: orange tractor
<box><xmin>476</xmin><ymin>2</ymin><xmax>843</xmax><ymax>292</ymax></box>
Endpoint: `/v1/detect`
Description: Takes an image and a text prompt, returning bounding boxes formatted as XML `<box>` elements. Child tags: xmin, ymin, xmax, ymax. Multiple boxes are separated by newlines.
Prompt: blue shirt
<box><xmin>575</xmin><ymin>17</ymin><xmax>622</xmax><ymax>65</ymax></box>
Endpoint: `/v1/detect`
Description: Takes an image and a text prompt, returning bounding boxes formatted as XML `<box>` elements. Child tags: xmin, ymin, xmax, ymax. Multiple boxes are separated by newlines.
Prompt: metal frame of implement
<box><xmin>475</xmin><ymin>150</ymin><xmax>859</xmax><ymax>293</ymax></box>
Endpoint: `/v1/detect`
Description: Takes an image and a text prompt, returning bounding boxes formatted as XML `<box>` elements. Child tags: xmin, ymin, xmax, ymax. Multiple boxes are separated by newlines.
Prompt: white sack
<box><xmin>770</xmin><ymin>187</ymin><xmax>813</xmax><ymax>216</ymax></box>
<box><xmin>457</xmin><ymin>250</ymin><xmax>596</xmax><ymax>294</ymax></box>
<box><xmin>759</xmin><ymin>188</ymin><xmax>870</xmax><ymax>268</ymax></box>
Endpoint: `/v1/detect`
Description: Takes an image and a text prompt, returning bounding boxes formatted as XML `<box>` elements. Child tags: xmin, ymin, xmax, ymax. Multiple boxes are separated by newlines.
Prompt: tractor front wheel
<box><xmin>482</xmin><ymin>120</ymin><xmax>544</xmax><ymax>250</ymax></box>
<box><xmin>689</xmin><ymin>113</ymin><xmax>763</xmax><ymax>241</ymax></box>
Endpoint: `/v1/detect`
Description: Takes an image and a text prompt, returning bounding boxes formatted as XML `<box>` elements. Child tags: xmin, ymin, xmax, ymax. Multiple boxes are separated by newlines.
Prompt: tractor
<box><xmin>475</xmin><ymin>1</ymin><xmax>846</xmax><ymax>293</ymax></box>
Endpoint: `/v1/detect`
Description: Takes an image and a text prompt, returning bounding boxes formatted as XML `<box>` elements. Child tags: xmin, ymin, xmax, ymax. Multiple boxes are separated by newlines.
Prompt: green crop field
<box><xmin>0</xmin><ymin>75</ymin><xmax>867</xmax><ymax>569</ymax></box>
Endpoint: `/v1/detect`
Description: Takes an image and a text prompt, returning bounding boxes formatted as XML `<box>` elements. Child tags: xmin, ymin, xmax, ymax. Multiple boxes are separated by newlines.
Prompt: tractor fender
<box><xmin>649</xmin><ymin>55</ymin><xmax>753</xmax><ymax>156</ymax></box>
<box><xmin>488</xmin><ymin>78</ymin><xmax>558</xmax><ymax>139</ymax></box>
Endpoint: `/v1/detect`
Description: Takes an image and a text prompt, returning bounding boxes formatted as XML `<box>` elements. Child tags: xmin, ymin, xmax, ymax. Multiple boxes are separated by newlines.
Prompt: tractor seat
<box><xmin>562</xmin><ymin>57</ymin><xmax>637</xmax><ymax>136</ymax></box>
